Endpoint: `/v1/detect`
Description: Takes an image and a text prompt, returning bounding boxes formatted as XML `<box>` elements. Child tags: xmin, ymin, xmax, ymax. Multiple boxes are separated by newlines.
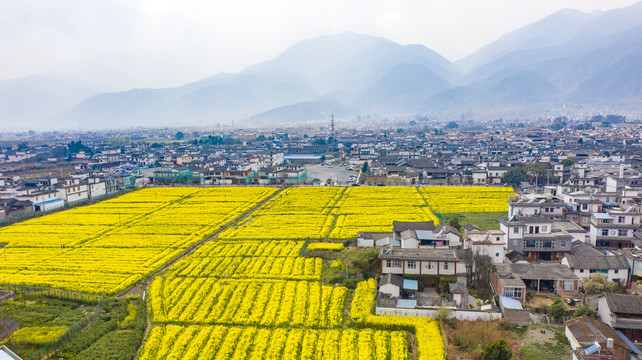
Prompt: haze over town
<box><xmin>1</xmin><ymin>0</ymin><xmax>642</xmax><ymax>131</ymax></box>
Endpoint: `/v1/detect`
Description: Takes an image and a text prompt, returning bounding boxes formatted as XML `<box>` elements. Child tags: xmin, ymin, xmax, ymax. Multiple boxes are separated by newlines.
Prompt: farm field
<box><xmin>0</xmin><ymin>187</ymin><xmax>277</xmax><ymax>294</ymax></box>
<box><xmin>0</xmin><ymin>185</ymin><xmax>515</xmax><ymax>359</ymax></box>
<box><xmin>143</xmin><ymin>239</ymin><xmax>430</xmax><ymax>359</ymax></box>
<box><xmin>220</xmin><ymin>186</ymin><xmax>441</xmax><ymax>240</ymax></box>
<box><xmin>419</xmin><ymin>186</ymin><xmax>514</xmax><ymax>213</ymax></box>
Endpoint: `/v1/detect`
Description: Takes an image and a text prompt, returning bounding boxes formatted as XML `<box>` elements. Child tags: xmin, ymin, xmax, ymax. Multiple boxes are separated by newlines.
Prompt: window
<box><xmin>614</xmin><ymin>269</ymin><xmax>619</xmax><ymax>274</ymax></box>
<box><xmin>505</xmin><ymin>287</ymin><xmax>522</xmax><ymax>298</ymax></box>
<box><xmin>618</xmin><ymin>216</ymin><xmax>625</xmax><ymax>224</ymax></box>
<box><xmin>618</xmin><ymin>230</ymin><xmax>627</xmax><ymax>237</ymax></box>
<box><xmin>602</xmin><ymin>229</ymin><xmax>609</xmax><ymax>236</ymax></box>
<box><xmin>561</xmin><ymin>241</ymin><xmax>566</xmax><ymax>247</ymax></box>
<box><xmin>386</xmin><ymin>260</ymin><xmax>401</xmax><ymax>268</ymax></box>
<box><xmin>580</xmin><ymin>269</ymin><xmax>584</xmax><ymax>273</ymax></box>
<box><xmin>444</xmin><ymin>263</ymin><xmax>449</xmax><ymax>270</ymax></box>
<box><xmin>563</xmin><ymin>281</ymin><xmax>574</xmax><ymax>291</ymax></box>
<box><xmin>542</xmin><ymin>226</ymin><xmax>548</xmax><ymax>232</ymax></box>
<box><xmin>495</xmin><ymin>253</ymin><xmax>500</xmax><ymax>257</ymax></box>
<box><xmin>513</xmin><ymin>227</ymin><xmax>519</xmax><ymax>234</ymax></box>
<box><xmin>407</xmin><ymin>261</ymin><xmax>416</xmax><ymax>270</ymax></box>
<box><xmin>582</xmin><ymin>204</ymin><xmax>588</xmax><ymax>210</ymax></box>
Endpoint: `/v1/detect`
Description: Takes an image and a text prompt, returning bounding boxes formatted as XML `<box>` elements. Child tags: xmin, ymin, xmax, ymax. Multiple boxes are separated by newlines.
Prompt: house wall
<box><xmin>420</xmin><ymin>261</ymin><xmax>438</xmax><ymax>275</ymax></box>
<box><xmin>571</xmin><ymin>268</ymin><xmax>629</xmax><ymax>284</ymax></box>
<box><xmin>472</xmin><ymin>243</ymin><xmax>505</xmax><ymax>264</ymax></box>
<box><xmin>565</xmin><ymin>326</ymin><xmax>580</xmax><ymax>350</ymax></box>
<box><xmin>502</xmin><ymin>308</ymin><xmax>530</xmax><ymax>324</ymax></box>
<box><xmin>598</xmin><ymin>297</ymin><xmax>613</xmax><ymax>325</ymax></box>
<box><xmin>401</xmin><ymin>238</ymin><xmax>418</xmax><ymax>249</ymax></box>
<box><xmin>556</xmin><ymin>279</ymin><xmax>579</xmax><ymax>297</ymax></box>
<box><xmin>381</xmin><ymin>261</ymin><xmax>403</xmax><ymax>274</ymax></box>
<box><xmin>375</xmin><ymin>306</ymin><xmax>502</xmax><ymax>321</ymax></box>
<box><xmin>404</xmin><ymin>261</ymin><xmax>421</xmax><ymax>275</ymax></box>
<box><xmin>89</xmin><ymin>182</ymin><xmax>106</xmax><ymax>198</ymax></box>
<box><xmin>357</xmin><ymin>238</ymin><xmax>374</xmax><ymax>248</ymax></box>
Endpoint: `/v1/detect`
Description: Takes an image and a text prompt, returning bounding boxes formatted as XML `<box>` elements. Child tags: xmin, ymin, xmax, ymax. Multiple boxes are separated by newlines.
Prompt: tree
<box><xmin>582</xmin><ymin>273</ymin><xmax>610</xmax><ymax>294</ymax></box>
<box><xmin>550</xmin><ymin>116</ymin><xmax>568</xmax><ymax>131</ymax></box>
<box><xmin>482</xmin><ymin>339</ymin><xmax>512</xmax><ymax>360</ymax></box>
<box><xmin>549</xmin><ymin>298</ymin><xmax>569</xmax><ymax>323</ymax></box>
<box><xmin>174</xmin><ymin>131</ymin><xmax>185</xmax><ymax>140</ymax></box>
<box><xmin>361</xmin><ymin>162</ymin><xmax>369</xmax><ymax>174</ymax></box>
<box><xmin>17</xmin><ymin>142</ymin><xmax>29</xmax><ymax>151</ymax></box>
<box><xmin>573</xmin><ymin>304</ymin><xmax>598</xmax><ymax>318</ymax></box>
<box><xmin>312</xmin><ymin>138</ymin><xmax>327</xmax><ymax>145</ymax></box>
<box><xmin>561</xmin><ymin>159</ymin><xmax>574</xmax><ymax>167</ymax></box>
<box><xmin>578</xmin><ymin>138</ymin><xmax>584</xmax><ymax>145</ymax></box>
<box><xmin>448</xmin><ymin>217</ymin><xmax>461</xmax><ymax>231</ymax></box>
<box><xmin>445</xmin><ymin>121</ymin><xmax>458</xmax><ymax>129</ymax></box>
<box><xmin>343</xmin><ymin>248</ymin><xmax>379</xmax><ymax>278</ymax></box>
<box><xmin>436</xmin><ymin>307</ymin><xmax>452</xmax><ymax>322</ymax></box>
<box><xmin>582</xmin><ymin>273</ymin><xmax>627</xmax><ymax>295</ymax></box>
<box><xmin>502</xmin><ymin>167</ymin><xmax>527</xmax><ymax>187</ymax></box>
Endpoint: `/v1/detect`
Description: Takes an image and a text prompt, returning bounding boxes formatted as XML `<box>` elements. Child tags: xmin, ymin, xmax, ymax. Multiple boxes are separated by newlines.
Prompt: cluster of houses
<box><xmin>0</xmin><ymin>174</ymin><xmax>136</xmax><ymax>222</ymax></box>
<box><xmin>359</xmin><ymin>174</ymin><xmax>642</xmax><ymax>356</ymax></box>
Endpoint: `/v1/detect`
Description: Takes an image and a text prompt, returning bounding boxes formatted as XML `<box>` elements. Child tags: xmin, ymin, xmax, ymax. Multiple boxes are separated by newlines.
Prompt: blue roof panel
<box><xmin>403</xmin><ymin>279</ymin><xmax>418</xmax><ymax>291</ymax></box>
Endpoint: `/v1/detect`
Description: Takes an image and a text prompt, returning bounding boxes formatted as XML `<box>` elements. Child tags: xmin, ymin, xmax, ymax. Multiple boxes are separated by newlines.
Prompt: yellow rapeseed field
<box><xmin>0</xmin><ymin>187</ymin><xmax>277</xmax><ymax>294</ymax></box>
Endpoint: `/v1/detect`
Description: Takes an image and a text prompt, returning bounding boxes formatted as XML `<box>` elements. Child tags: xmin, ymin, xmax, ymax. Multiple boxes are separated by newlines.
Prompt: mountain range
<box><xmin>3</xmin><ymin>2</ymin><xmax>642</xmax><ymax>130</ymax></box>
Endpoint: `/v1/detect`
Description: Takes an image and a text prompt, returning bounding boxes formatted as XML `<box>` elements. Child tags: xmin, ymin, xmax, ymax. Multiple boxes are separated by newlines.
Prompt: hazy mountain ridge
<box><xmin>3</xmin><ymin>2</ymin><xmax>642</xmax><ymax>130</ymax></box>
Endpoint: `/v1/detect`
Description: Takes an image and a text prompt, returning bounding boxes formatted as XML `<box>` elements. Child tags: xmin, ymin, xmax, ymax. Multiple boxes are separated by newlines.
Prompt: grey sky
<box><xmin>1</xmin><ymin>0</ymin><xmax>639</xmax><ymax>90</ymax></box>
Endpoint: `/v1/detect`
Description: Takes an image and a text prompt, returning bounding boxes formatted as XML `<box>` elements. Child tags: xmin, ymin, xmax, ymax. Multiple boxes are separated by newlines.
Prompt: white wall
<box><xmin>597</xmin><ymin>297</ymin><xmax>613</xmax><ymax>326</ymax></box>
<box><xmin>357</xmin><ymin>238</ymin><xmax>374</xmax><ymax>248</ymax></box>
<box><xmin>376</xmin><ymin>306</ymin><xmax>502</xmax><ymax>321</ymax></box>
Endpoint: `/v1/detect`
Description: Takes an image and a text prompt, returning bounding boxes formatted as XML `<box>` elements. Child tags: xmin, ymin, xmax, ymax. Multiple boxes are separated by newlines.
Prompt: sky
<box><xmin>1</xmin><ymin>0</ymin><xmax>639</xmax><ymax>91</ymax></box>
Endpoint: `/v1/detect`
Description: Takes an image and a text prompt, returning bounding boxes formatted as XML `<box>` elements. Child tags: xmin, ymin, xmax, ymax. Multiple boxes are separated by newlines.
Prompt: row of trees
<box><xmin>502</xmin><ymin>160</ymin><xmax>573</xmax><ymax>187</ymax></box>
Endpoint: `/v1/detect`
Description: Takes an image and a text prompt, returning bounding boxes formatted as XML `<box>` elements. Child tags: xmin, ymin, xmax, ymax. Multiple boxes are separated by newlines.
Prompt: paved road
<box><xmin>305</xmin><ymin>164</ymin><xmax>360</xmax><ymax>185</ymax></box>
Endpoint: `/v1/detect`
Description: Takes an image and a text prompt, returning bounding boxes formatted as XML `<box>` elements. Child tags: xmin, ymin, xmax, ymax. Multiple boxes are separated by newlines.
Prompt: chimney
<box><xmin>606</xmin><ymin>338</ymin><xmax>614</xmax><ymax>349</ymax></box>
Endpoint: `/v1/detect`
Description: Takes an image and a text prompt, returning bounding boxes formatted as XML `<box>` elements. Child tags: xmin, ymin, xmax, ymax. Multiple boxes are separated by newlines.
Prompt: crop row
<box><xmin>150</xmin><ymin>278</ymin><xmax>346</xmax><ymax>328</ymax></box>
<box><xmin>139</xmin><ymin>324</ymin><xmax>409</xmax><ymax>360</ymax></box>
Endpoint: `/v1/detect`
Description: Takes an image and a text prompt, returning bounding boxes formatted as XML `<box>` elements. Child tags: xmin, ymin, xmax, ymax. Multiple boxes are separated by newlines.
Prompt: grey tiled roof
<box><xmin>565</xmin><ymin>255</ymin><xmax>629</xmax><ymax>270</ymax></box>
<box><xmin>606</xmin><ymin>294</ymin><xmax>642</xmax><ymax>315</ymax></box>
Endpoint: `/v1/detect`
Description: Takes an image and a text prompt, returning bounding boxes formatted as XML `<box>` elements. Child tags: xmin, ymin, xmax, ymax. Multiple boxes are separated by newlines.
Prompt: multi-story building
<box><xmin>589</xmin><ymin>207</ymin><xmax>641</xmax><ymax>248</ymax></box>
<box><xmin>508</xmin><ymin>196</ymin><xmax>566</xmax><ymax>220</ymax></box>
<box><xmin>500</xmin><ymin>216</ymin><xmax>586</xmax><ymax>261</ymax></box>
<box><xmin>463</xmin><ymin>227</ymin><xmax>506</xmax><ymax>264</ymax></box>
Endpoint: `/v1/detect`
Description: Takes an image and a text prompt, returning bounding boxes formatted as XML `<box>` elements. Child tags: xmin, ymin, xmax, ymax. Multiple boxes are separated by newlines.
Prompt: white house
<box><xmin>56</xmin><ymin>179</ymin><xmax>89</xmax><ymax>205</ymax></box>
<box><xmin>561</xmin><ymin>254</ymin><xmax>630</xmax><ymax>285</ymax></box>
<box><xmin>400</xmin><ymin>225</ymin><xmax>462</xmax><ymax>249</ymax></box>
<box><xmin>16</xmin><ymin>190</ymin><xmax>64</xmax><ymax>212</ymax></box>
<box><xmin>463</xmin><ymin>228</ymin><xmax>506</xmax><ymax>264</ymax></box>
<box><xmin>87</xmin><ymin>178</ymin><xmax>106</xmax><ymax>198</ymax></box>
<box><xmin>379</xmin><ymin>248</ymin><xmax>465</xmax><ymax>276</ymax></box>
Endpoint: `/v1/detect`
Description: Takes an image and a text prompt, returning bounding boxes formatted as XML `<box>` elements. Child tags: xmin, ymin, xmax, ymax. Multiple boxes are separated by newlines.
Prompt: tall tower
<box><xmin>330</xmin><ymin>114</ymin><xmax>335</xmax><ymax>146</ymax></box>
